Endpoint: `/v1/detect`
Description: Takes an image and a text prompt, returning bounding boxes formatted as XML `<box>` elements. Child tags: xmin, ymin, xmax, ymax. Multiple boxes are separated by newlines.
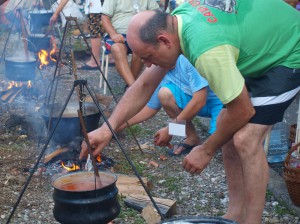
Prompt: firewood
<box><xmin>44</xmin><ymin>147</ymin><xmax>69</xmax><ymax>164</ymax></box>
<box><xmin>7</xmin><ymin>87</ymin><xmax>24</xmax><ymax>103</ymax></box>
<box><xmin>116</xmin><ymin>174</ymin><xmax>150</xmax><ymax>197</ymax></box>
<box><xmin>0</xmin><ymin>87</ymin><xmax>21</xmax><ymax>102</ymax></box>
<box><xmin>0</xmin><ymin>88</ymin><xmax>15</xmax><ymax>97</ymax></box>
<box><xmin>141</xmin><ymin>204</ymin><xmax>161</xmax><ymax>224</ymax></box>
<box><xmin>125</xmin><ymin>194</ymin><xmax>177</xmax><ymax>217</ymax></box>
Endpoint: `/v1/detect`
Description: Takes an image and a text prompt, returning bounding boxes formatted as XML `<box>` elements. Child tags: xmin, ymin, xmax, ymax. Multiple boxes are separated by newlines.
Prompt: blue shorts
<box><xmin>161</xmin><ymin>83</ymin><xmax>223</xmax><ymax>134</ymax></box>
<box><xmin>104</xmin><ymin>34</ymin><xmax>132</xmax><ymax>54</ymax></box>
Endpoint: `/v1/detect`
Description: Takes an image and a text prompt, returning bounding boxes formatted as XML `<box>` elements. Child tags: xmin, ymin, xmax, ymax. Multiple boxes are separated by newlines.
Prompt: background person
<box><xmin>101</xmin><ymin>0</ymin><xmax>159</xmax><ymax>87</ymax></box>
<box><xmin>50</xmin><ymin>0</ymin><xmax>103</xmax><ymax>70</ymax></box>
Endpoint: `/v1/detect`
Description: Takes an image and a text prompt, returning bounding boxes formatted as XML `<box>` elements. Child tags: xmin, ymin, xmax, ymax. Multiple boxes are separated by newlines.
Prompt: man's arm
<box><xmin>183</xmin><ymin>85</ymin><xmax>255</xmax><ymax>173</ymax></box>
<box><xmin>49</xmin><ymin>0</ymin><xmax>69</xmax><ymax>25</ymax></box>
<box><xmin>80</xmin><ymin>65</ymin><xmax>168</xmax><ymax>159</ymax></box>
<box><xmin>116</xmin><ymin>106</ymin><xmax>159</xmax><ymax>132</ymax></box>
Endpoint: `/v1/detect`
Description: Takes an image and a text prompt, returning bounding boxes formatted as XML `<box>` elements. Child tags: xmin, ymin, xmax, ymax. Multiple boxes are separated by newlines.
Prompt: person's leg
<box><xmin>158</xmin><ymin>87</ymin><xmax>201</xmax><ymax>154</ymax></box>
<box><xmin>111</xmin><ymin>43</ymin><xmax>136</xmax><ymax>86</ymax></box>
<box><xmin>130</xmin><ymin>52</ymin><xmax>144</xmax><ymax>80</ymax></box>
<box><xmin>222</xmin><ymin>123</ymin><xmax>271</xmax><ymax>223</ymax></box>
<box><xmin>87</xmin><ymin>37</ymin><xmax>101</xmax><ymax>67</ymax></box>
<box><xmin>85</xmin><ymin>13</ymin><xmax>102</xmax><ymax>67</ymax></box>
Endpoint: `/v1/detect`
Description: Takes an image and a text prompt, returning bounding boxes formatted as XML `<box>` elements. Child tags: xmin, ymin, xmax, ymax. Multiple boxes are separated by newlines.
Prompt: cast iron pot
<box><xmin>160</xmin><ymin>216</ymin><xmax>238</xmax><ymax>223</ymax></box>
<box><xmin>5</xmin><ymin>56</ymin><xmax>36</xmax><ymax>81</ymax></box>
<box><xmin>28</xmin><ymin>34</ymin><xmax>51</xmax><ymax>52</ymax></box>
<box><xmin>39</xmin><ymin>102</ymin><xmax>101</xmax><ymax>145</ymax></box>
<box><xmin>29</xmin><ymin>10</ymin><xmax>53</xmax><ymax>33</ymax></box>
<box><xmin>52</xmin><ymin>171</ymin><xmax>121</xmax><ymax>224</ymax></box>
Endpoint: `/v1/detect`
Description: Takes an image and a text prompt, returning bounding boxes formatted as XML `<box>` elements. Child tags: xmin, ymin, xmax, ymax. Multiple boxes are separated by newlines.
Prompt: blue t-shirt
<box><xmin>147</xmin><ymin>55</ymin><xmax>220</xmax><ymax>110</ymax></box>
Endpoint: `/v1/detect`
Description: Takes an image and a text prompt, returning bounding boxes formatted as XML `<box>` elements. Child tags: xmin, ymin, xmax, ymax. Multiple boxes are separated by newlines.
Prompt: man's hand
<box><xmin>154</xmin><ymin>127</ymin><xmax>172</xmax><ymax>148</ymax></box>
<box><xmin>110</xmin><ymin>33</ymin><xmax>125</xmax><ymax>43</ymax></box>
<box><xmin>49</xmin><ymin>14</ymin><xmax>59</xmax><ymax>26</ymax></box>
<box><xmin>79</xmin><ymin>125</ymin><xmax>113</xmax><ymax>160</ymax></box>
<box><xmin>182</xmin><ymin>145</ymin><xmax>214</xmax><ymax>175</ymax></box>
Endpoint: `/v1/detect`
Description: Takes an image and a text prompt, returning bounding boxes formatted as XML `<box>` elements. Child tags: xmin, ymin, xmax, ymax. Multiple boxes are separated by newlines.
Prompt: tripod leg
<box><xmin>6</xmin><ymin>83</ymin><xmax>77</xmax><ymax>224</ymax></box>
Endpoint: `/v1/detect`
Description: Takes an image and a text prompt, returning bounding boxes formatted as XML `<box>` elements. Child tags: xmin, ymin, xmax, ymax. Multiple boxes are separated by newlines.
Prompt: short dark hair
<box><xmin>139</xmin><ymin>10</ymin><xmax>169</xmax><ymax>45</ymax></box>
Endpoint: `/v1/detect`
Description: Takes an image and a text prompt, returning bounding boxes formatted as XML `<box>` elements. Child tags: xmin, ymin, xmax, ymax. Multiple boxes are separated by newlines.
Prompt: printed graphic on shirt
<box><xmin>203</xmin><ymin>0</ymin><xmax>236</xmax><ymax>13</ymax></box>
<box><xmin>188</xmin><ymin>0</ymin><xmax>236</xmax><ymax>14</ymax></box>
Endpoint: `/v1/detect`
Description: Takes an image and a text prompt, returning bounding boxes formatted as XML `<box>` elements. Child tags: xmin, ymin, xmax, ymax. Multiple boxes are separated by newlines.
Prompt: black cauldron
<box><xmin>39</xmin><ymin>102</ymin><xmax>101</xmax><ymax>145</ymax></box>
<box><xmin>28</xmin><ymin>34</ymin><xmax>51</xmax><ymax>52</ymax></box>
<box><xmin>29</xmin><ymin>9</ymin><xmax>53</xmax><ymax>33</ymax></box>
<box><xmin>5</xmin><ymin>56</ymin><xmax>37</xmax><ymax>81</ymax></box>
<box><xmin>52</xmin><ymin>171</ymin><xmax>120</xmax><ymax>224</ymax></box>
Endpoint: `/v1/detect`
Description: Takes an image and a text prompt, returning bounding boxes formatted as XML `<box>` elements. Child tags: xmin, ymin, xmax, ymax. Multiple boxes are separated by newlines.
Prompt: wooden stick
<box><xmin>0</xmin><ymin>88</ymin><xmax>16</xmax><ymax>98</ymax></box>
<box><xmin>77</xmin><ymin>110</ymin><xmax>102</xmax><ymax>185</ymax></box>
<box><xmin>17</xmin><ymin>9</ymin><xmax>29</xmax><ymax>59</ymax></box>
<box><xmin>1</xmin><ymin>88</ymin><xmax>20</xmax><ymax>102</ymax></box>
<box><xmin>7</xmin><ymin>87</ymin><xmax>24</xmax><ymax>103</ymax></box>
<box><xmin>44</xmin><ymin>147</ymin><xmax>69</xmax><ymax>164</ymax></box>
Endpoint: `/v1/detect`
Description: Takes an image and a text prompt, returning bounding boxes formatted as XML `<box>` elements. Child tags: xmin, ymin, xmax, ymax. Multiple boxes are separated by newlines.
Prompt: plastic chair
<box><xmin>99</xmin><ymin>45</ymin><xmax>109</xmax><ymax>94</ymax></box>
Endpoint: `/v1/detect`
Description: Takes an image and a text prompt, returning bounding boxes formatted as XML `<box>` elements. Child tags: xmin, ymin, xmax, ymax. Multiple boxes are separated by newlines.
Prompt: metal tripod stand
<box><xmin>6</xmin><ymin>79</ymin><xmax>165</xmax><ymax>223</ymax></box>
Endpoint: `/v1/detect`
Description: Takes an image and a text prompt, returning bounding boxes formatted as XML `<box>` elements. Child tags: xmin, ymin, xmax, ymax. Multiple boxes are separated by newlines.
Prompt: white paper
<box><xmin>169</xmin><ymin>122</ymin><xmax>186</xmax><ymax>137</ymax></box>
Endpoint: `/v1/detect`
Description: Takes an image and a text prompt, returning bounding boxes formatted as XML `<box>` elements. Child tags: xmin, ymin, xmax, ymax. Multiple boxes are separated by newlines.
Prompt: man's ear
<box><xmin>157</xmin><ymin>35</ymin><xmax>171</xmax><ymax>47</ymax></box>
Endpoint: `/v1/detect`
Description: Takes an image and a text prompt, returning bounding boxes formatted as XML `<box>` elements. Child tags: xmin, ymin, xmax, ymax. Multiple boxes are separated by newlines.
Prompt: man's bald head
<box><xmin>127</xmin><ymin>10</ymin><xmax>180</xmax><ymax>69</ymax></box>
<box><xmin>127</xmin><ymin>10</ymin><xmax>171</xmax><ymax>47</ymax></box>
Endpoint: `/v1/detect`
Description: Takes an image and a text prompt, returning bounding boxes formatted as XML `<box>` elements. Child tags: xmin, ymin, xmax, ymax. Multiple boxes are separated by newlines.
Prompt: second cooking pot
<box><xmin>5</xmin><ymin>56</ymin><xmax>37</xmax><ymax>81</ymax></box>
<box><xmin>39</xmin><ymin>102</ymin><xmax>101</xmax><ymax>145</ymax></box>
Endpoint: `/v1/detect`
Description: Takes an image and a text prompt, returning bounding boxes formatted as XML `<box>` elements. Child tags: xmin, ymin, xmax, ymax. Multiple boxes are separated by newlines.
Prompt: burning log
<box><xmin>0</xmin><ymin>86</ymin><xmax>25</xmax><ymax>103</ymax></box>
<box><xmin>44</xmin><ymin>147</ymin><xmax>70</xmax><ymax>164</ymax></box>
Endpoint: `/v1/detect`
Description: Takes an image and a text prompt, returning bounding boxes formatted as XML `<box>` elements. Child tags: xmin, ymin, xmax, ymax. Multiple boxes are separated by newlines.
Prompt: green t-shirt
<box><xmin>172</xmin><ymin>0</ymin><xmax>300</xmax><ymax>103</ymax></box>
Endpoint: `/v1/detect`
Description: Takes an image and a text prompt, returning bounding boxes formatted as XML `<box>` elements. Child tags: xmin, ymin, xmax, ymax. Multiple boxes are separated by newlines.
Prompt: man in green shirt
<box><xmin>80</xmin><ymin>0</ymin><xmax>300</xmax><ymax>223</ymax></box>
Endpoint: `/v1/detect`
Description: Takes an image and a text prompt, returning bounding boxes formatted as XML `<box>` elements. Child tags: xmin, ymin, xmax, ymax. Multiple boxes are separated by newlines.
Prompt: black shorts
<box><xmin>245</xmin><ymin>66</ymin><xmax>300</xmax><ymax>125</ymax></box>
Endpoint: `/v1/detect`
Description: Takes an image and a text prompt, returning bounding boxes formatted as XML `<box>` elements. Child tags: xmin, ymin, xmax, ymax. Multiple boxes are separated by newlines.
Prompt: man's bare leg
<box><xmin>223</xmin><ymin>123</ymin><xmax>271</xmax><ymax>223</ymax></box>
<box><xmin>222</xmin><ymin>139</ymin><xmax>246</xmax><ymax>222</ymax></box>
<box><xmin>158</xmin><ymin>87</ymin><xmax>201</xmax><ymax>153</ymax></box>
<box><xmin>111</xmin><ymin>43</ymin><xmax>136</xmax><ymax>86</ymax></box>
<box><xmin>130</xmin><ymin>53</ymin><xmax>144</xmax><ymax>80</ymax></box>
<box><xmin>86</xmin><ymin>37</ymin><xmax>101</xmax><ymax>67</ymax></box>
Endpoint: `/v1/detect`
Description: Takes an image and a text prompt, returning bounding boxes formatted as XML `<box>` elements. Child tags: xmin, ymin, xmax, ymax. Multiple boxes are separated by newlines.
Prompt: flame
<box><xmin>6</xmin><ymin>81</ymin><xmax>32</xmax><ymax>90</ymax></box>
<box><xmin>7</xmin><ymin>81</ymin><xmax>24</xmax><ymax>89</ymax></box>
<box><xmin>38</xmin><ymin>49</ymin><xmax>49</xmax><ymax>69</ymax></box>
<box><xmin>50</xmin><ymin>36</ymin><xmax>57</xmax><ymax>62</ymax></box>
<box><xmin>61</xmin><ymin>161</ymin><xmax>80</xmax><ymax>171</ymax></box>
<box><xmin>96</xmin><ymin>154</ymin><xmax>102</xmax><ymax>163</ymax></box>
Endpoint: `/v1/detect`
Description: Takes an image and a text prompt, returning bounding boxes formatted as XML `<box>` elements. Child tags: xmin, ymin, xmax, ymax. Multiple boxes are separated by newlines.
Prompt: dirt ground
<box><xmin>0</xmin><ymin>21</ymin><xmax>300</xmax><ymax>224</ymax></box>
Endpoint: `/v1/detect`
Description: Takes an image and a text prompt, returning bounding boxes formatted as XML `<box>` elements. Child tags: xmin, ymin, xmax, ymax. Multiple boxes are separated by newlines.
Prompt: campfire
<box><xmin>38</xmin><ymin>36</ymin><xmax>58</xmax><ymax>69</ymax></box>
<box><xmin>0</xmin><ymin>81</ymin><xmax>33</xmax><ymax>103</ymax></box>
<box><xmin>41</xmin><ymin>138</ymin><xmax>115</xmax><ymax>175</ymax></box>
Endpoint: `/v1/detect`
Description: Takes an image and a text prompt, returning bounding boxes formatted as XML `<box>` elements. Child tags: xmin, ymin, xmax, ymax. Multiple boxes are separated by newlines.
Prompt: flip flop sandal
<box><xmin>168</xmin><ymin>143</ymin><xmax>196</xmax><ymax>156</ymax></box>
<box><xmin>77</xmin><ymin>63</ymin><xmax>98</xmax><ymax>70</ymax></box>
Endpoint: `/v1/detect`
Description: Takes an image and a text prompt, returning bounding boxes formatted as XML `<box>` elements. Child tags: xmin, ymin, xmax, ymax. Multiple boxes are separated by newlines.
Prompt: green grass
<box><xmin>118</xmin><ymin>198</ymin><xmax>146</xmax><ymax>224</ymax></box>
<box><xmin>158</xmin><ymin>176</ymin><xmax>181</xmax><ymax>193</ymax></box>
